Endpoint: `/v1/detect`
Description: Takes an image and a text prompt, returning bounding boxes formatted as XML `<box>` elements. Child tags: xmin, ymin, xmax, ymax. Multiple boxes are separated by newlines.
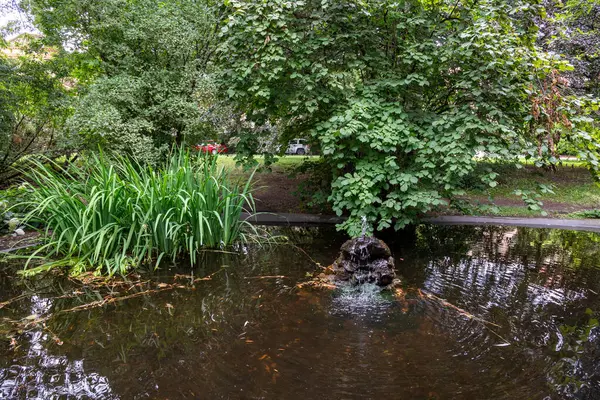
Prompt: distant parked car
<box><xmin>194</xmin><ymin>140</ymin><xmax>228</xmax><ymax>155</ymax></box>
<box><xmin>285</xmin><ymin>139</ymin><xmax>310</xmax><ymax>155</ymax></box>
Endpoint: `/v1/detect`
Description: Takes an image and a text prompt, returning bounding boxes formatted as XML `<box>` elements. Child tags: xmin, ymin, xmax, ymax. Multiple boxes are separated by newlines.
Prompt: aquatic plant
<box><xmin>21</xmin><ymin>149</ymin><xmax>257</xmax><ymax>275</ymax></box>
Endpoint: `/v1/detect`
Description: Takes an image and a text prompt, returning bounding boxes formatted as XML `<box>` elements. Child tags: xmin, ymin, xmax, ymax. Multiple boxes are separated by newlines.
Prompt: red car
<box><xmin>194</xmin><ymin>141</ymin><xmax>228</xmax><ymax>155</ymax></box>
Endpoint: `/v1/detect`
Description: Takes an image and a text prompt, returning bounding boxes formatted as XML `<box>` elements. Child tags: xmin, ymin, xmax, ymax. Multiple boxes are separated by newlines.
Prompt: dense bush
<box><xmin>456</xmin><ymin>162</ymin><xmax>520</xmax><ymax>191</ymax></box>
<box><xmin>4</xmin><ymin>0</ymin><xmax>599</xmax><ymax>237</ymax></box>
<box><xmin>0</xmin><ymin>38</ymin><xmax>71</xmax><ymax>182</ymax></box>
<box><xmin>0</xmin><ymin>200</ymin><xmax>11</xmax><ymax>235</ymax></box>
<box><xmin>37</xmin><ymin>0</ymin><xmax>223</xmax><ymax>163</ymax></box>
<box><xmin>22</xmin><ymin>149</ymin><xmax>258</xmax><ymax>275</ymax></box>
<box><xmin>569</xmin><ymin>209</ymin><xmax>600</xmax><ymax>219</ymax></box>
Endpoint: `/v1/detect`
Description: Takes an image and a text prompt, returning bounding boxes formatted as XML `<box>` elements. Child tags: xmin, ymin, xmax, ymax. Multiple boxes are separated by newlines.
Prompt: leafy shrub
<box><xmin>0</xmin><ymin>200</ymin><xmax>9</xmax><ymax>234</ymax></box>
<box><xmin>291</xmin><ymin>158</ymin><xmax>334</xmax><ymax>213</ymax></box>
<box><xmin>22</xmin><ymin>149</ymin><xmax>258</xmax><ymax>275</ymax></box>
<box><xmin>568</xmin><ymin>209</ymin><xmax>600</xmax><ymax>219</ymax></box>
<box><xmin>456</xmin><ymin>162</ymin><xmax>520</xmax><ymax>191</ymax></box>
<box><xmin>514</xmin><ymin>184</ymin><xmax>555</xmax><ymax>216</ymax></box>
<box><xmin>0</xmin><ymin>39</ymin><xmax>71</xmax><ymax>183</ymax></box>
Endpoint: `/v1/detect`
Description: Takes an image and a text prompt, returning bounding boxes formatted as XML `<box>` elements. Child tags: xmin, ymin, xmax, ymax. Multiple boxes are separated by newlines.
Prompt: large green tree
<box><xmin>23</xmin><ymin>0</ymin><xmax>222</xmax><ymax>163</ymax></box>
<box><xmin>0</xmin><ymin>34</ymin><xmax>70</xmax><ymax>181</ymax></box>
<box><xmin>542</xmin><ymin>0</ymin><xmax>600</xmax><ymax>97</ymax></box>
<box><xmin>220</xmin><ymin>0</ymin><xmax>600</xmax><ymax>236</ymax></box>
<box><xmin>536</xmin><ymin>1</ymin><xmax>600</xmax><ymax>158</ymax></box>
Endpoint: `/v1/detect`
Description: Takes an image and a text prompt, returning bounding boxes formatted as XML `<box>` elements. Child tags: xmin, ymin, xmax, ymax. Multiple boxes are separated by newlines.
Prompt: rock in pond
<box><xmin>332</xmin><ymin>236</ymin><xmax>396</xmax><ymax>287</ymax></box>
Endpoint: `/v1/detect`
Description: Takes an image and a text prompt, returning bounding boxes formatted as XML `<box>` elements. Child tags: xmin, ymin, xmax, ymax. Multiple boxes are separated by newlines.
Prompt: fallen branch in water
<box><xmin>173</xmin><ymin>265</ymin><xmax>230</xmax><ymax>283</ymax></box>
<box><xmin>15</xmin><ymin>284</ymin><xmax>190</xmax><ymax>329</ymax></box>
<box><xmin>417</xmin><ymin>289</ymin><xmax>502</xmax><ymax>328</ymax></box>
<box><xmin>287</xmin><ymin>244</ymin><xmax>324</xmax><ymax>269</ymax></box>
<box><xmin>0</xmin><ymin>294</ymin><xmax>28</xmax><ymax>309</ymax></box>
<box><xmin>56</xmin><ymin>286</ymin><xmax>184</xmax><ymax>314</ymax></box>
<box><xmin>4</xmin><ymin>269</ymin><xmax>230</xmax><ymax>332</ymax></box>
<box><xmin>57</xmin><ymin>268</ymin><xmax>232</xmax><ymax>314</ymax></box>
<box><xmin>295</xmin><ymin>279</ymin><xmax>336</xmax><ymax>290</ymax></box>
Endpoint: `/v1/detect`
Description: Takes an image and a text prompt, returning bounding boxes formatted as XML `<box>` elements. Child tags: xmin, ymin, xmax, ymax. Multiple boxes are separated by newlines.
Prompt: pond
<box><xmin>1</xmin><ymin>225</ymin><xmax>600</xmax><ymax>399</ymax></box>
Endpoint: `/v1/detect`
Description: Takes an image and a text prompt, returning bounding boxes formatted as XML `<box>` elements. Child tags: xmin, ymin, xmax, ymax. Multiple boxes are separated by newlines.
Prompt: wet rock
<box><xmin>332</xmin><ymin>236</ymin><xmax>396</xmax><ymax>287</ymax></box>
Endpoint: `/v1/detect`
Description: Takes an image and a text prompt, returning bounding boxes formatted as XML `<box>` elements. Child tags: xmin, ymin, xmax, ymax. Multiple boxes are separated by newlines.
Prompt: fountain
<box><xmin>330</xmin><ymin>217</ymin><xmax>397</xmax><ymax>288</ymax></box>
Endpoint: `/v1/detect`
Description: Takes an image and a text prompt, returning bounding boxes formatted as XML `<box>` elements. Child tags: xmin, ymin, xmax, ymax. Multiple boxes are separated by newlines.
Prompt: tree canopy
<box><xmin>0</xmin><ymin>34</ymin><xmax>70</xmax><ymax>180</ymax></box>
<box><xmin>219</xmin><ymin>0</ymin><xmax>600</xmax><ymax>235</ymax></box>
<box><xmin>2</xmin><ymin>0</ymin><xmax>599</xmax><ymax>235</ymax></box>
<box><xmin>22</xmin><ymin>0</ymin><xmax>222</xmax><ymax>163</ymax></box>
<box><xmin>542</xmin><ymin>0</ymin><xmax>600</xmax><ymax>96</ymax></box>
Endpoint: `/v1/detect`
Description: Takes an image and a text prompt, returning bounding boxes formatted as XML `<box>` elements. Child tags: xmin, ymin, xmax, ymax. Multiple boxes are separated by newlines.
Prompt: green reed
<box><xmin>21</xmin><ymin>149</ymin><xmax>258</xmax><ymax>275</ymax></box>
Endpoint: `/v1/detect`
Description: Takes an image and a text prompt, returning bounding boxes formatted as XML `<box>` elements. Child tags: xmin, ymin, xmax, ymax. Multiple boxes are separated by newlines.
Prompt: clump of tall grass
<box><xmin>21</xmin><ymin>149</ymin><xmax>258</xmax><ymax>275</ymax></box>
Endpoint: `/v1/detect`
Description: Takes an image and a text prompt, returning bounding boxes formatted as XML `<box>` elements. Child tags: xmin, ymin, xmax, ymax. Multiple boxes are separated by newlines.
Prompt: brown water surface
<box><xmin>1</xmin><ymin>225</ymin><xmax>599</xmax><ymax>399</ymax></box>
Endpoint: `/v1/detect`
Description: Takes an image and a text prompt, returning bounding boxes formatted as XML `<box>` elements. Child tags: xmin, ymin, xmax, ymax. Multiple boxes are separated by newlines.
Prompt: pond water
<box><xmin>1</xmin><ymin>225</ymin><xmax>600</xmax><ymax>399</ymax></box>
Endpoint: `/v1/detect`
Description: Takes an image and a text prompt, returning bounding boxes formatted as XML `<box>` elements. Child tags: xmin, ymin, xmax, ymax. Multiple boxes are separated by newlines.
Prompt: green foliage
<box><xmin>0</xmin><ymin>186</ymin><xmax>30</xmax><ymax>234</ymax></box>
<box><xmin>219</xmin><ymin>0</ymin><xmax>596</xmax><ymax>235</ymax></box>
<box><xmin>456</xmin><ymin>161</ymin><xmax>518</xmax><ymax>191</ymax></box>
<box><xmin>291</xmin><ymin>158</ymin><xmax>334</xmax><ymax>213</ymax></box>
<box><xmin>514</xmin><ymin>183</ymin><xmax>555</xmax><ymax>216</ymax></box>
<box><xmin>0</xmin><ymin>199</ymin><xmax>11</xmax><ymax>234</ymax></box>
<box><xmin>67</xmin><ymin>75</ymin><xmax>172</xmax><ymax>165</ymax></box>
<box><xmin>7</xmin><ymin>0</ymin><xmax>598</xmax><ymax>234</ymax></box>
<box><xmin>24</xmin><ymin>0</ymin><xmax>223</xmax><ymax>163</ymax></box>
<box><xmin>537</xmin><ymin>1</ymin><xmax>600</xmax><ymax>164</ymax></box>
<box><xmin>544</xmin><ymin>0</ymin><xmax>600</xmax><ymax>97</ymax></box>
<box><xmin>0</xmin><ymin>37</ymin><xmax>71</xmax><ymax>180</ymax></box>
<box><xmin>21</xmin><ymin>149</ymin><xmax>258</xmax><ymax>276</ymax></box>
<box><xmin>568</xmin><ymin>209</ymin><xmax>600</xmax><ymax>219</ymax></box>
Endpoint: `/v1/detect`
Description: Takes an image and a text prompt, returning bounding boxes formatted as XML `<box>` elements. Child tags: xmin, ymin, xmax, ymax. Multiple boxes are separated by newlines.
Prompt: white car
<box><xmin>285</xmin><ymin>139</ymin><xmax>310</xmax><ymax>155</ymax></box>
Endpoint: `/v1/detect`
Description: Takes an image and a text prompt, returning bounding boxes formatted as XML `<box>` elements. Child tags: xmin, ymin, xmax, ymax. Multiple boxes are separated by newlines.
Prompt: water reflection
<box><xmin>0</xmin><ymin>295</ymin><xmax>117</xmax><ymax>399</ymax></box>
<box><xmin>0</xmin><ymin>225</ymin><xmax>599</xmax><ymax>399</ymax></box>
<box><xmin>399</xmin><ymin>225</ymin><xmax>600</xmax><ymax>398</ymax></box>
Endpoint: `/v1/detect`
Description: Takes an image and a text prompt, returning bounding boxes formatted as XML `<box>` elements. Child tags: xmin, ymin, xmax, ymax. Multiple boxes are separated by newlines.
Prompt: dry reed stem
<box><xmin>244</xmin><ymin>275</ymin><xmax>287</xmax><ymax>279</ymax></box>
<box><xmin>6</xmin><ymin>268</ymin><xmax>231</xmax><ymax>332</ymax></box>
<box><xmin>417</xmin><ymin>289</ymin><xmax>502</xmax><ymax>328</ymax></box>
<box><xmin>0</xmin><ymin>294</ymin><xmax>28</xmax><ymax>309</ymax></box>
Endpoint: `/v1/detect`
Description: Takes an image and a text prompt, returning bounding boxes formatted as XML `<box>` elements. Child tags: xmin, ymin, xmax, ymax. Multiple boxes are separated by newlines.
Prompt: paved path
<box><xmin>426</xmin><ymin>216</ymin><xmax>600</xmax><ymax>232</ymax></box>
<box><xmin>3</xmin><ymin>214</ymin><xmax>599</xmax><ymax>254</ymax></box>
<box><xmin>243</xmin><ymin>212</ymin><xmax>600</xmax><ymax>232</ymax></box>
<box><xmin>241</xmin><ymin>212</ymin><xmax>345</xmax><ymax>226</ymax></box>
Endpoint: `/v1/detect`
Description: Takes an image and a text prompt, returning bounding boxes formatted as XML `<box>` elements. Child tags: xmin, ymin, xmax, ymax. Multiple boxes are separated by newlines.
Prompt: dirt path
<box><xmin>252</xmin><ymin>171</ymin><xmax>313</xmax><ymax>213</ymax></box>
<box><xmin>252</xmin><ymin>172</ymin><xmax>597</xmax><ymax>216</ymax></box>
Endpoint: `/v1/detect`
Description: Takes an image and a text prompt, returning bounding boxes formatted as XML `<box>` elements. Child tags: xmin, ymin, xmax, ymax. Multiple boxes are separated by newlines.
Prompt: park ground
<box><xmin>218</xmin><ymin>155</ymin><xmax>600</xmax><ymax>219</ymax></box>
